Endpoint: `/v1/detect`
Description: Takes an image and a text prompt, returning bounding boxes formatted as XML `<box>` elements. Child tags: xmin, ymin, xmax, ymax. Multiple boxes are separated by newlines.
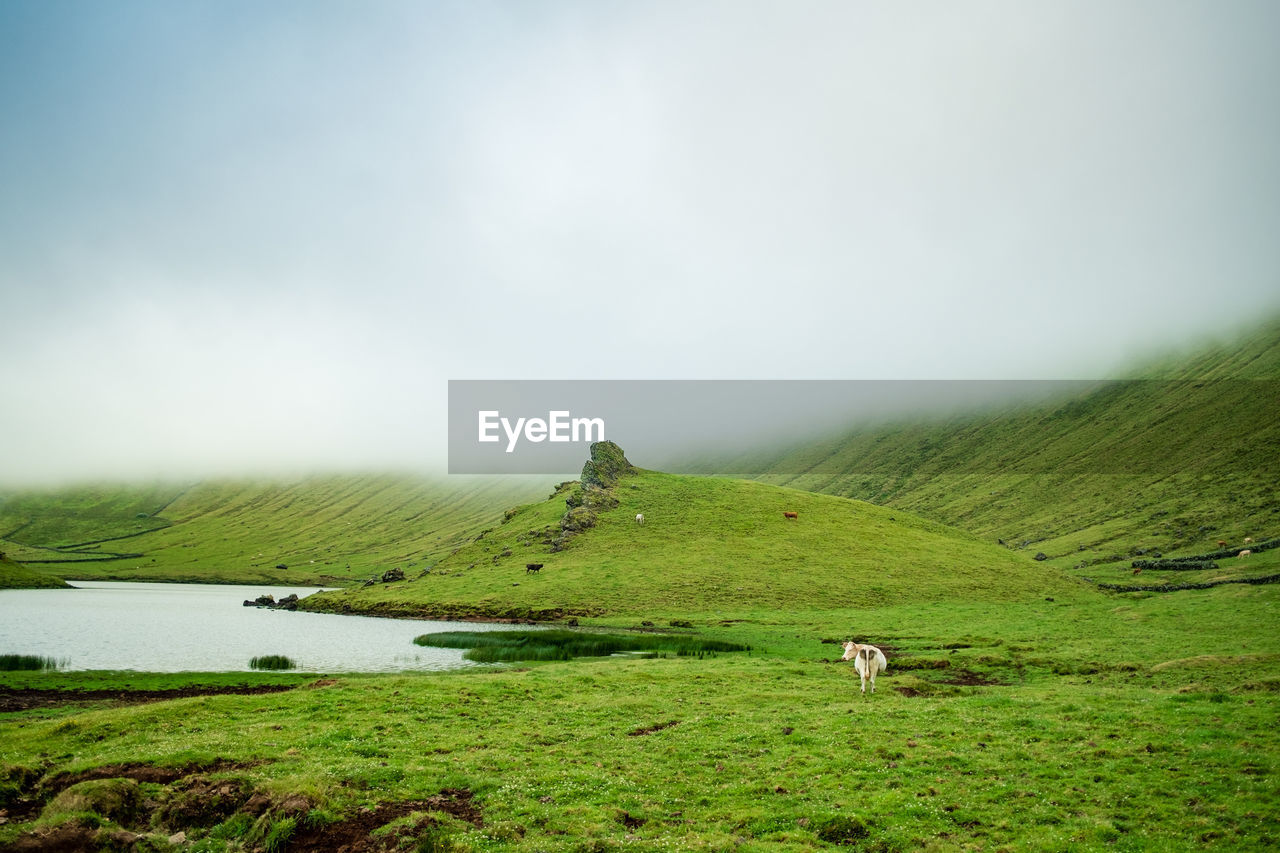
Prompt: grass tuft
<box><xmin>249</xmin><ymin>655</ymin><xmax>297</xmax><ymax>671</ymax></box>
<box><xmin>414</xmin><ymin>629</ymin><xmax>748</xmax><ymax>662</ymax></box>
<box><xmin>263</xmin><ymin>816</ymin><xmax>296</xmax><ymax>853</ymax></box>
<box><xmin>0</xmin><ymin>654</ymin><xmax>62</xmax><ymax>671</ymax></box>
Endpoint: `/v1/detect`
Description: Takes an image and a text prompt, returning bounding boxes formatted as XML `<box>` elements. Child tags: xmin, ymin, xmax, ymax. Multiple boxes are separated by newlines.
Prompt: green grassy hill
<box><xmin>704</xmin><ymin>318</ymin><xmax>1280</xmax><ymax>570</ymax></box>
<box><xmin>0</xmin><ymin>475</ymin><xmax>549</xmax><ymax>585</ymax></box>
<box><xmin>0</xmin><ymin>554</ymin><xmax>70</xmax><ymax>589</ymax></box>
<box><xmin>305</xmin><ymin>459</ymin><xmax>1090</xmax><ymax>620</ymax></box>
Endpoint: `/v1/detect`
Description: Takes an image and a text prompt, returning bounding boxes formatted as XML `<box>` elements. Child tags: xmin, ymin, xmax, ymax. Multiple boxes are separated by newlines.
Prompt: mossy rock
<box><xmin>44</xmin><ymin>778</ymin><xmax>143</xmax><ymax>825</ymax></box>
<box><xmin>561</xmin><ymin>507</ymin><xmax>598</xmax><ymax>534</ymax></box>
<box><xmin>582</xmin><ymin>486</ymin><xmax>619</xmax><ymax>511</ymax></box>
<box><xmin>580</xmin><ymin>441</ymin><xmax>634</xmax><ymax>490</ymax></box>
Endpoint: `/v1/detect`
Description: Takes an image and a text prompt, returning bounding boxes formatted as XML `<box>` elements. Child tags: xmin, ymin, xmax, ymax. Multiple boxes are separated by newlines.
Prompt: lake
<box><xmin>0</xmin><ymin>581</ymin><xmax>524</xmax><ymax>673</ymax></box>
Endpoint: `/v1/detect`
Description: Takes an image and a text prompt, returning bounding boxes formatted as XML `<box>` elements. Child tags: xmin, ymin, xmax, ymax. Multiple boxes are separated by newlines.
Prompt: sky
<box><xmin>1</xmin><ymin>1</ymin><xmax>1278</xmax><ymax>484</ymax></box>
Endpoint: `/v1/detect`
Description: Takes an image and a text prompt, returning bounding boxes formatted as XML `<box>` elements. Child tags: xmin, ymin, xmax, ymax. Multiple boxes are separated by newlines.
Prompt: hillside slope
<box><xmin>306</xmin><ymin>456</ymin><xmax>1090</xmax><ymax>620</ymax></box>
<box><xmin>0</xmin><ymin>554</ymin><xmax>70</xmax><ymax>589</ymax></box>
<box><xmin>703</xmin><ymin>318</ymin><xmax>1280</xmax><ymax>565</ymax></box>
<box><xmin>0</xmin><ymin>475</ymin><xmax>549</xmax><ymax>585</ymax></box>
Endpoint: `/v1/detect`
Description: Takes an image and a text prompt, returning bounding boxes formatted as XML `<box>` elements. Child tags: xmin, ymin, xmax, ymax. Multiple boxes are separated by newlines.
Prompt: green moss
<box><xmin>43</xmin><ymin>778</ymin><xmax>143</xmax><ymax>826</ymax></box>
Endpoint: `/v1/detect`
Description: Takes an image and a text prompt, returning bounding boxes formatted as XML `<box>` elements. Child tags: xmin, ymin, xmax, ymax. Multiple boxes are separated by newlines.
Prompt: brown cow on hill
<box><xmin>783</xmin><ymin>511</ymin><xmax>798</xmax><ymax>520</ymax></box>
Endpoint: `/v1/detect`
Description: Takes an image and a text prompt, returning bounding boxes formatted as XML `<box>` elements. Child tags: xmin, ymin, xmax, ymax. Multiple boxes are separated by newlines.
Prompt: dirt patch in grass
<box><xmin>940</xmin><ymin>669</ymin><xmax>1008</xmax><ymax>686</ymax></box>
<box><xmin>0</xmin><ymin>759</ymin><xmax>267</xmax><ymax>823</ymax></box>
<box><xmin>287</xmin><ymin>790</ymin><xmax>483</xmax><ymax>852</ymax></box>
<box><xmin>40</xmin><ymin>758</ymin><xmax>259</xmax><ymax>797</ymax></box>
<box><xmin>3</xmin><ymin>818</ymin><xmax>142</xmax><ymax>853</ymax></box>
<box><xmin>627</xmin><ymin>720</ymin><xmax>680</xmax><ymax>737</ymax></box>
<box><xmin>7</xmin><ymin>770</ymin><xmax>473</xmax><ymax>853</ymax></box>
<box><xmin>154</xmin><ymin>774</ymin><xmax>258</xmax><ymax>828</ymax></box>
<box><xmin>0</xmin><ymin>683</ymin><xmax>298</xmax><ymax>712</ymax></box>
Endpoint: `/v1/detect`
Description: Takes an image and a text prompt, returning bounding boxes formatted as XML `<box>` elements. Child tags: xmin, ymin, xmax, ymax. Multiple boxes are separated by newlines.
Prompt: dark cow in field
<box><xmin>526</xmin><ymin>563</ymin><xmax>544</xmax><ymax>573</ymax></box>
<box><xmin>783</xmin><ymin>511</ymin><xmax>798</xmax><ymax>520</ymax></box>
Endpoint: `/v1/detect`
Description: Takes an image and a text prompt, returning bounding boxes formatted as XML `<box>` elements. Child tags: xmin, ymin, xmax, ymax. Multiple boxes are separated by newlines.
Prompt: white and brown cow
<box><xmin>842</xmin><ymin>641</ymin><xmax>889</xmax><ymax>695</ymax></box>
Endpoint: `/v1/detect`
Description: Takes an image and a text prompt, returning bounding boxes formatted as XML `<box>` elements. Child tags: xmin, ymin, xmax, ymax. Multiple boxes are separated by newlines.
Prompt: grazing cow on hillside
<box><xmin>526</xmin><ymin>563</ymin><xmax>544</xmax><ymax>573</ymax></box>
<box><xmin>842</xmin><ymin>641</ymin><xmax>889</xmax><ymax>695</ymax></box>
<box><xmin>636</xmin><ymin>513</ymin><xmax>644</xmax><ymax>525</ymax></box>
<box><xmin>783</xmin><ymin>511</ymin><xmax>798</xmax><ymax>520</ymax></box>
<box><xmin>1244</xmin><ymin>537</ymin><xmax>1255</xmax><ymax>545</ymax></box>
<box><xmin>1133</xmin><ymin>566</ymin><xmax>1142</xmax><ymax>575</ymax></box>
<box><xmin>1217</xmin><ymin>540</ymin><xmax>1228</xmax><ymax>548</ymax></box>
<box><xmin>1238</xmin><ymin>550</ymin><xmax>1252</xmax><ymax>559</ymax></box>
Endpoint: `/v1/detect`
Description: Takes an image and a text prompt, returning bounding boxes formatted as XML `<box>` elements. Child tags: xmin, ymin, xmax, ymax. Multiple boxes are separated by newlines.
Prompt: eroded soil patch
<box><xmin>6</xmin><ymin>768</ymin><xmax>478</xmax><ymax>853</ymax></box>
<box><xmin>41</xmin><ymin>758</ymin><xmax>258</xmax><ymax>795</ymax></box>
<box><xmin>0</xmin><ymin>683</ymin><xmax>297</xmax><ymax>713</ymax></box>
<box><xmin>4</xmin><ymin>818</ymin><xmax>135</xmax><ymax>853</ymax></box>
<box><xmin>940</xmin><ymin>670</ymin><xmax>1008</xmax><ymax>687</ymax></box>
<box><xmin>287</xmin><ymin>790</ymin><xmax>483</xmax><ymax>853</ymax></box>
<box><xmin>627</xmin><ymin>720</ymin><xmax>680</xmax><ymax>737</ymax></box>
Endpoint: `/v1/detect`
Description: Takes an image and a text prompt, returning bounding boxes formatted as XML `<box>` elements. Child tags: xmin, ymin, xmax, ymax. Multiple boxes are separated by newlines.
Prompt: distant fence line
<box><xmin>18</xmin><ymin>554</ymin><xmax>143</xmax><ymax>564</ymax></box>
<box><xmin>1097</xmin><ymin>572</ymin><xmax>1280</xmax><ymax>593</ymax></box>
<box><xmin>1131</xmin><ymin>537</ymin><xmax>1278</xmax><ymax>571</ymax></box>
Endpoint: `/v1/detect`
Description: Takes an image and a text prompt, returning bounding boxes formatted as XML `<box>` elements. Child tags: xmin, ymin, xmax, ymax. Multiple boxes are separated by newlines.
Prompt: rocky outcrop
<box><xmin>580</xmin><ymin>441</ymin><xmax>635</xmax><ymax>490</ymax></box>
<box><xmin>241</xmin><ymin>593</ymin><xmax>299</xmax><ymax>610</ymax></box>
<box><xmin>548</xmin><ymin>443</ymin><xmax>636</xmax><ymax>552</ymax></box>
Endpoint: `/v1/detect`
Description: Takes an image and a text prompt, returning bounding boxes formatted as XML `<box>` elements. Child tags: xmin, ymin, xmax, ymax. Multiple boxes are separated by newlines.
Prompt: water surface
<box><xmin>0</xmin><ymin>581</ymin><xmax>521</xmax><ymax>672</ymax></box>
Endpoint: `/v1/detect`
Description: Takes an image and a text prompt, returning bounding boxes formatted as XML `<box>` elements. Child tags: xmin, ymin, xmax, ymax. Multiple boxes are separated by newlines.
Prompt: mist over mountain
<box><xmin>3</xmin><ymin>3</ymin><xmax>1279</xmax><ymax>485</ymax></box>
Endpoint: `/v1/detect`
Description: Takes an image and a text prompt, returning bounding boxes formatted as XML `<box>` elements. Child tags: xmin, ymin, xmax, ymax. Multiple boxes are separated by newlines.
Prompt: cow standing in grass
<box><xmin>842</xmin><ymin>641</ymin><xmax>888</xmax><ymax>695</ymax></box>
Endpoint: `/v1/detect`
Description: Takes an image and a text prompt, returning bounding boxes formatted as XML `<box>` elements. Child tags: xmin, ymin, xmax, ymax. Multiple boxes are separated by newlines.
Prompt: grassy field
<box><xmin>2</xmin><ymin>448</ymin><xmax>1276</xmax><ymax>849</ymax></box>
<box><xmin>2</xmin><ymin>583</ymin><xmax>1277</xmax><ymax>851</ymax></box>
<box><xmin>302</xmin><ymin>467</ymin><xmax>1091</xmax><ymax>621</ymax></box>
<box><xmin>0</xmin><ymin>475</ymin><xmax>549</xmax><ymax>586</ymax></box>
<box><xmin>0</xmin><ymin>555</ymin><xmax>70</xmax><ymax>589</ymax></box>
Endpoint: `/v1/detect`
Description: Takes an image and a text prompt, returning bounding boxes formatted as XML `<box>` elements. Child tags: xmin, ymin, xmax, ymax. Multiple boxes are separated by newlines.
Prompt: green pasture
<box><xmin>0</xmin><ymin>555</ymin><xmax>69</xmax><ymax>589</ymax></box>
<box><xmin>0</xmin><ymin>475</ymin><xmax>548</xmax><ymax>586</ymax></box>
<box><xmin>2</xmin><ymin>584</ymin><xmax>1278</xmax><ymax>851</ymax></box>
<box><xmin>305</xmin><ymin>469</ymin><xmax>1091</xmax><ymax>621</ymax></box>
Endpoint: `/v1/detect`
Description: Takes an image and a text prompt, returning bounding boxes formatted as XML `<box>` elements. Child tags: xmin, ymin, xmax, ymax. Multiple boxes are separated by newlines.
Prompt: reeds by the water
<box><xmin>0</xmin><ymin>654</ymin><xmax>63</xmax><ymax>671</ymax></box>
<box><xmin>414</xmin><ymin>629</ymin><xmax>749</xmax><ymax>662</ymax></box>
<box><xmin>249</xmin><ymin>654</ymin><xmax>297</xmax><ymax>671</ymax></box>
